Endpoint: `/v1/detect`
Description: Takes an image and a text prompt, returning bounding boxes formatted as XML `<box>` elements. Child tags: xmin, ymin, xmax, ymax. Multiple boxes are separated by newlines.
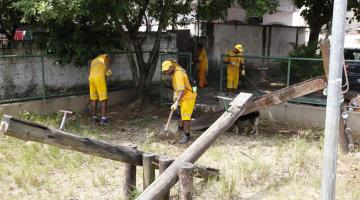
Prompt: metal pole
<box><xmin>320</xmin><ymin>0</ymin><xmax>348</xmax><ymax>199</ymax></box>
<box><xmin>160</xmin><ymin>55</ymin><xmax>164</xmax><ymax>105</ymax></box>
<box><xmin>41</xmin><ymin>56</ymin><xmax>46</xmax><ymax>100</ymax></box>
<box><xmin>59</xmin><ymin>113</ymin><xmax>67</xmax><ymax>130</ymax></box>
<box><xmin>287</xmin><ymin>59</ymin><xmax>291</xmax><ymax>87</ymax></box>
<box><xmin>219</xmin><ymin>55</ymin><xmax>224</xmax><ymax>91</ymax></box>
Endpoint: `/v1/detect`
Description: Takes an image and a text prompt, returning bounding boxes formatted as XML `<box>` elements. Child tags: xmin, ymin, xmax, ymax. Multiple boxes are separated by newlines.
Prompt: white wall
<box><xmin>0</xmin><ymin>33</ymin><xmax>177</xmax><ymax>99</ymax></box>
<box><xmin>206</xmin><ymin>24</ymin><xmax>307</xmax><ymax>71</ymax></box>
<box><xmin>225</xmin><ymin>0</ymin><xmax>306</xmax><ymax>27</ymax></box>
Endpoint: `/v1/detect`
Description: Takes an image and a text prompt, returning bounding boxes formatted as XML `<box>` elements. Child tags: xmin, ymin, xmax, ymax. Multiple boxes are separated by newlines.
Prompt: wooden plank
<box><xmin>136</xmin><ymin>93</ymin><xmax>253</xmax><ymax>200</ymax></box>
<box><xmin>320</xmin><ymin>40</ymin><xmax>330</xmax><ymax>80</ymax></box>
<box><xmin>192</xmin><ymin>76</ymin><xmax>327</xmax><ymax>131</ymax></box>
<box><xmin>0</xmin><ymin>115</ymin><xmax>219</xmax><ymax>179</ymax></box>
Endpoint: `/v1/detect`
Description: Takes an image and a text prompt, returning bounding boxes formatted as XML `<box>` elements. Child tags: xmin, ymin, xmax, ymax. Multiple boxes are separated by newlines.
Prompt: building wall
<box><xmin>225</xmin><ymin>0</ymin><xmax>305</xmax><ymax>27</ymax></box>
<box><xmin>205</xmin><ymin>23</ymin><xmax>307</xmax><ymax>71</ymax></box>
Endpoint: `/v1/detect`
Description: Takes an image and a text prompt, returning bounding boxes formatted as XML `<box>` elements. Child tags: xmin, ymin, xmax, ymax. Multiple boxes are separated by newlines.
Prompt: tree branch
<box><xmin>132</xmin><ymin>0</ymin><xmax>151</xmax><ymax>32</ymax></box>
<box><xmin>145</xmin><ymin>0</ymin><xmax>168</xmax><ymax>86</ymax></box>
<box><xmin>114</xmin><ymin>19</ymin><xmax>139</xmax><ymax>85</ymax></box>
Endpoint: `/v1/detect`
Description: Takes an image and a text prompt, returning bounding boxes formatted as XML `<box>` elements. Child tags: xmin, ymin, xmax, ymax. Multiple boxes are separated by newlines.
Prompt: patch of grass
<box><xmin>206</xmin><ymin>146</ymin><xmax>224</xmax><ymax>161</ymax></box>
<box><xmin>238</xmin><ymin>158</ymin><xmax>271</xmax><ymax>186</ymax></box>
<box><xmin>218</xmin><ymin>175</ymin><xmax>238</xmax><ymax>199</ymax></box>
<box><xmin>92</xmin><ymin>173</ymin><xmax>108</xmax><ymax>187</ymax></box>
<box><xmin>288</xmin><ymin>137</ymin><xmax>314</xmax><ymax>178</ymax></box>
<box><xmin>19</xmin><ymin>111</ymin><xmax>60</xmax><ymax>127</ymax></box>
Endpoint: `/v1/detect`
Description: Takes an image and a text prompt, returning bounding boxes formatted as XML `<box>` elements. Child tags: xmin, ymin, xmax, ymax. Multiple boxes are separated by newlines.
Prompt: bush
<box><xmin>282</xmin><ymin>43</ymin><xmax>324</xmax><ymax>84</ymax></box>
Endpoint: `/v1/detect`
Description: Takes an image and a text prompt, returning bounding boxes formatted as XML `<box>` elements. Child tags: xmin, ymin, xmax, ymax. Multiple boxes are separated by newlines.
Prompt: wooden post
<box><xmin>338</xmin><ymin>104</ymin><xmax>349</xmax><ymax>153</ymax></box>
<box><xmin>143</xmin><ymin>153</ymin><xmax>155</xmax><ymax>190</ymax></box>
<box><xmin>0</xmin><ymin>115</ymin><xmax>219</xmax><ymax>180</ymax></box>
<box><xmin>320</xmin><ymin>40</ymin><xmax>331</xmax><ymax>80</ymax></box>
<box><xmin>159</xmin><ymin>156</ymin><xmax>174</xmax><ymax>200</ymax></box>
<box><xmin>136</xmin><ymin>93</ymin><xmax>252</xmax><ymax>200</ymax></box>
<box><xmin>179</xmin><ymin>163</ymin><xmax>194</xmax><ymax>200</ymax></box>
<box><xmin>123</xmin><ymin>143</ymin><xmax>137</xmax><ymax>199</ymax></box>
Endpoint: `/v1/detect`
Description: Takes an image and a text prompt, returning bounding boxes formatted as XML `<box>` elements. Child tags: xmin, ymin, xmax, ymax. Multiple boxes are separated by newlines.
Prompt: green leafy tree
<box><xmin>197</xmin><ymin>0</ymin><xmax>279</xmax><ymax>21</ymax></box>
<box><xmin>294</xmin><ymin>0</ymin><xmax>360</xmax><ymax>53</ymax></box>
<box><xmin>14</xmin><ymin>0</ymin><xmax>194</xmax><ymax>100</ymax></box>
<box><xmin>239</xmin><ymin>0</ymin><xmax>278</xmax><ymax>17</ymax></box>
<box><xmin>0</xmin><ymin>0</ymin><xmax>25</xmax><ymax>46</ymax></box>
<box><xmin>13</xmin><ymin>0</ymin><xmax>280</xmax><ymax>100</ymax></box>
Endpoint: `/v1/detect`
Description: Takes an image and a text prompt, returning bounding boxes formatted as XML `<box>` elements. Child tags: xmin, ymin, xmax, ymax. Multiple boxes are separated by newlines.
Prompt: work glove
<box><xmin>171</xmin><ymin>101</ymin><xmax>179</xmax><ymax>111</ymax></box>
<box><xmin>106</xmin><ymin>69</ymin><xmax>112</xmax><ymax>77</ymax></box>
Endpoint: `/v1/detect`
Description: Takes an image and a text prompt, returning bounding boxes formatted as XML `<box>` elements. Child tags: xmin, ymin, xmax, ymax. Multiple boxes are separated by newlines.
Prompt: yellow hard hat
<box><xmin>161</xmin><ymin>60</ymin><xmax>173</xmax><ymax>71</ymax></box>
<box><xmin>234</xmin><ymin>44</ymin><xmax>243</xmax><ymax>52</ymax></box>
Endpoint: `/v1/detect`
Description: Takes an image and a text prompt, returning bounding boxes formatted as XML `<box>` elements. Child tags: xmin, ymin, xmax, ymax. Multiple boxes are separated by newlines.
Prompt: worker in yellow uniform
<box><xmin>195</xmin><ymin>43</ymin><xmax>208</xmax><ymax>88</ymax></box>
<box><xmin>89</xmin><ymin>54</ymin><xmax>112</xmax><ymax>125</ymax></box>
<box><xmin>162</xmin><ymin>59</ymin><xmax>197</xmax><ymax>144</ymax></box>
<box><xmin>223</xmin><ymin>44</ymin><xmax>245</xmax><ymax>91</ymax></box>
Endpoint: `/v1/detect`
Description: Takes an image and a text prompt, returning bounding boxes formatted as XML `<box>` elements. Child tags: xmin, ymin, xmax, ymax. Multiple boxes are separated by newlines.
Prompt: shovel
<box><xmin>159</xmin><ymin>109</ymin><xmax>177</xmax><ymax>138</ymax></box>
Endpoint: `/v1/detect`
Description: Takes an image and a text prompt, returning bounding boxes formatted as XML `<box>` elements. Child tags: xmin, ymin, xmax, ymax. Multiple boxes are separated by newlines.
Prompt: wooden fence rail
<box><xmin>0</xmin><ymin>114</ymin><xmax>219</xmax><ymax>180</ymax></box>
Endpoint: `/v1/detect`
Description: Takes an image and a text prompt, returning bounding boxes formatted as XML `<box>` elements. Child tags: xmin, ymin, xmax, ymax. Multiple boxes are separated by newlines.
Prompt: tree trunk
<box><xmin>308</xmin><ymin>24</ymin><xmax>323</xmax><ymax>53</ymax></box>
<box><xmin>114</xmin><ymin>20</ymin><xmax>139</xmax><ymax>86</ymax></box>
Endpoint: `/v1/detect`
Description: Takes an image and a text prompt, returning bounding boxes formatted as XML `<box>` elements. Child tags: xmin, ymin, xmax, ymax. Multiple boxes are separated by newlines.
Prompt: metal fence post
<box><xmin>219</xmin><ymin>55</ymin><xmax>224</xmax><ymax>92</ymax></box>
<box><xmin>320</xmin><ymin>0</ymin><xmax>348</xmax><ymax>199</ymax></box>
<box><xmin>160</xmin><ymin>54</ymin><xmax>164</xmax><ymax>105</ymax></box>
<box><xmin>287</xmin><ymin>59</ymin><xmax>292</xmax><ymax>87</ymax></box>
<box><xmin>41</xmin><ymin>56</ymin><xmax>46</xmax><ymax>100</ymax></box>
<box><xmin>188</xmin><ymin>53</ymin><xmax>193</xmax><ymax>75</ymax></box>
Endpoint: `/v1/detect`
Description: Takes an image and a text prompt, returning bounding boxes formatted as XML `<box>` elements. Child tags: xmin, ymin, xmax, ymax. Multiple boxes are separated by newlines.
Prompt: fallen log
<box><xmin>136</xmin><ymin>93</ymin><xmax>253</xmax><ymax>200</ymax></box>
<box><xmin>192</xmin><ymin>76</ymin><xmax>327</xmax><ymax>131</ymax></box>
<box><xmin>0</xmin><ymin>115</ymin><xmax>219</xmax><ymax>179</ymax></box>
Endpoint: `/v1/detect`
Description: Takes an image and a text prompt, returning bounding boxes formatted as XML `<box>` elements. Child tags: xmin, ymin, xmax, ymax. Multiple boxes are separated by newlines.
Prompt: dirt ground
<box><xmin>0</xmin><ymin>98</ymin><xmax>359</xmax><ymax>200</ymax></box>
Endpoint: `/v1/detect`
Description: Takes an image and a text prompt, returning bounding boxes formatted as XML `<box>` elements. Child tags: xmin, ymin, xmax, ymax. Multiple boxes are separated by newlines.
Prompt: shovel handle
<box><xmin>164</xmin><ymin>110</ymin><xmax>174</xmax><ymax>131</ymax></box>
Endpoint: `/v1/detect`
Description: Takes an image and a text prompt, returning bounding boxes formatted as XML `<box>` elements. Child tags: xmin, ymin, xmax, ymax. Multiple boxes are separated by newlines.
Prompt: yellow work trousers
<box><xmin>227</xmin><ymin>65</ymin><xmax>240</xmax><ymax>89</ymax></box>
<box><xmin>89</xmin><ymin>77</ymin><xmax>108</xmax><ymax>101</ymax></box>
<box><xmin>180</xmin><ymin>96</ymin><xmax>197</xmax><ymax>121</ymax></box>
<box><xmin>198</xmin><ymin>63</ymin><xmax>207</xmax><ymax>88</ymax></box>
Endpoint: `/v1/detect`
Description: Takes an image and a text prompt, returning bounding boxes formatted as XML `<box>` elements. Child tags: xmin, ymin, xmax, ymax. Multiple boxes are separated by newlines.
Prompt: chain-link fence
<box><xmin>218</xmin><ymin>55</ymin><xmax>360</xmax><ymax>106</ymax></box>
<box><xmin>159</xmin><ymin>52</ymin><xmax>192</xmax><ymax>105</ymax></box>
<box><xmin>0</xmin><ymin>53</ymin><xmax>137</xmax><ymax>104</ymax></box>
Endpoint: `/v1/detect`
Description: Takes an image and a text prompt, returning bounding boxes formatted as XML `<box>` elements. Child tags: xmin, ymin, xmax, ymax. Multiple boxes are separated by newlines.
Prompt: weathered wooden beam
<box><xmin>320</xmin><ymin>40</ymin><xmax>330</xmax><ymax>80</ymax></box>
<box><xmin>192</xmin><ymin>76</ymin><xmax>327</xmax><ymax>131</ymax></box>
<box><xmin>136</xmin><ymin>93</ymin><xmax>253</xmax><ymax>200</ymax></box>
<box><xmin>123</xmin><ymin>144</ymin><xmax>137</xmax><ymax>200</ymax></box>
<box><xmin>0</xmin><ymin>115</ymin><xmax>219</xmax><ymax>179</ymax></box>
<box><xmin>0</xmin><ymin>114</ymin><xmax>143</xmax><ymax>165</ymax></box>
<box><xmin>143</xmin><ymin>153</ymin><xmax>156</xmax><ymax>190</ymax></box>
<box><xmin>179</xmin><ymin>163</ymin><xmax>194</xmax><ymax>200</ymax></box>
<box><xmin>159</xmin><ymin>156</ymin><xmax>174</xmax><ymax>200</ymax></box>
